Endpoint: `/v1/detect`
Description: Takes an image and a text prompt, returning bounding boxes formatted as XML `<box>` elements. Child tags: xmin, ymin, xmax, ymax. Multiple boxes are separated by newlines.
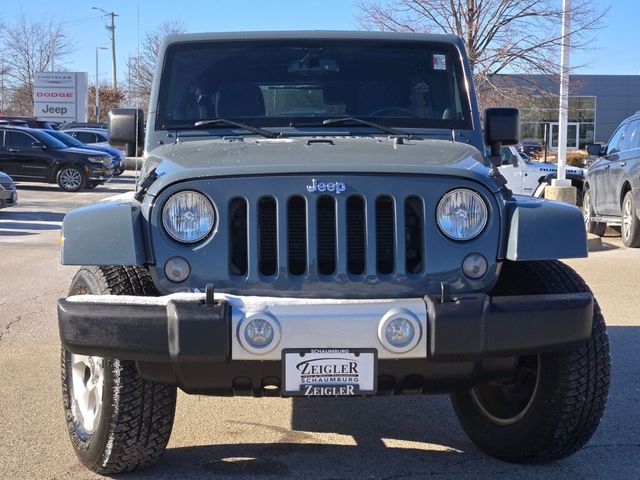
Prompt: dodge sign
<box><xmin>33</xmin><ymin>72</ymin><xmax>88</xmax><ymax>123</ymax></box>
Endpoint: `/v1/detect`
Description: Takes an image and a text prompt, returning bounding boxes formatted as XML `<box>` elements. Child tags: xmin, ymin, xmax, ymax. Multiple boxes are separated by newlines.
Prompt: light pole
<box><xmin>554</xmin><ymin>0</ymin><xmax>571</xmax><ymax>187</ymax></box>
<box><xmin>95</xmin><ymin>46</ymin><xmax>108</xmax><ymax>122</ymax></box>
<box><xmin>546</xmin><ymin>0</ymin><xmax>577</xmax><ymax>206</ymax></box>
<box><xmin>92</xmin><ymin>7</ymin><xmax>118</xmax><ymax>88</ymax></box>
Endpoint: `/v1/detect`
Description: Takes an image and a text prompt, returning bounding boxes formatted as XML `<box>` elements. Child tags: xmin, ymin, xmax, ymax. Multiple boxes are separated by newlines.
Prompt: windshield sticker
<box><xmin>433</xmin><ymin>54</ymin><xmax>447</xmax><ymax>71</ymax></box>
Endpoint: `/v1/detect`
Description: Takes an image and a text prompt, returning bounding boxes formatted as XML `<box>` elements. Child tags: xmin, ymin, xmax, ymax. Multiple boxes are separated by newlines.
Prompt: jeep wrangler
<box><xmin>57</xmin><ymin>32</ymin><xmax>610</xmax><ymax>474</ymax></box>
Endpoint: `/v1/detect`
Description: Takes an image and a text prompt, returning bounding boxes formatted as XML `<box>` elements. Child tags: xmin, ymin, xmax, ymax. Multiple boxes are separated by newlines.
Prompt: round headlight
<box><xmin>437</xmin><ymin>189</ymin><xmax>488</xmax><ymax>241</ymax></box>
<box><xmin>162</xmin><ymin>191</ymin><xmax>215</xmax><ymax>243</ymax></box>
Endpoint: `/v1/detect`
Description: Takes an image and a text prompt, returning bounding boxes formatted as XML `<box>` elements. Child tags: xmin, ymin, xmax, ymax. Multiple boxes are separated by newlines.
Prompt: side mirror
<box><xmin>587</xmin><ymin>143</ymin><xmax>604</xmax><ymax>156</ymax></box>
<box><xmin>484</xmin><ymin>108</ymin><xmax>520</xmax><ymax>158</ymax></box>
<box><xmin>108</xmin><ymin>108</ymin><xmax>144</xmax><ymax>156</ymax></box>
<box><xmin>32</xmin><ymin>142</ymin><xmax>46</xmax><ymax>151</ymax></box>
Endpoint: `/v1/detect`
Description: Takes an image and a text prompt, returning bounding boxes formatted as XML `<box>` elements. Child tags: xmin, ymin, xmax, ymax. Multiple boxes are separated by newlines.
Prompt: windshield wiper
<box><xmin>175</xmin><ymin>118</ymin><xmax>279</xmax><ymax>139</ymax></box>
<box><xmin>293</xmin><ymin>117</ymin><xmax>410</xmax><ymax>137</ymax></box>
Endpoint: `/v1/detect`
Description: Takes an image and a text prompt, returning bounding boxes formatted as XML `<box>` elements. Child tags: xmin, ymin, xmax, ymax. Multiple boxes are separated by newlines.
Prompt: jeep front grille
<box><xmin>228</xmin><ymin>193</ymin><xmax>425</xmax><ymax>278</ymax></box>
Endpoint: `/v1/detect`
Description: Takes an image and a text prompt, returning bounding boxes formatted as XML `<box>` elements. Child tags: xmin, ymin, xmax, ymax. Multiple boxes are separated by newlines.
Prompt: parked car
<box><xmin>57</xmin><ymin>31</ymin><xmax>608</xmax><ymax>474</ymax></box>
<box><xmin>0</xmin><ymin>126</ymin><xmax>115</xmax><ymax>191</ymax></box>
<box><xmin>0</xmin><ymin>116</ymin><xmax>57</xmax><ymax>129</ymax></box>
<box><xmin>583</xmin><ymin>111</ymin><xmax>640</xmax><ymax>246</ymax></box>
<box><xmin>59</xmin><ymin>122</ymin><xmax>107</xmax><ymax>131</ymax></box>
<box><xmin>498</xmin><ymin>145</ymin><xmax>585</xmax><ymax>204</ymax></box>
<box><xmin>62</xmin><ymin>127</ymin><xmax>109</xmax><ymax>145</ymax></box>
<box><xmin>45</xmin><ymin>129</ymin><xmax>125</xmax><ymax>176</ymax></box>
<box><xmin>0</xmin><ymin>171</ymin><xmax>17</xmax><ymax>208</ymax></box>
<box><xmin>64</xmin><ymin>126</ymin><xmax>140</xmax><ymax>157</ymax></box>
<box><xmin>519</xmin><ymin>139</ymin><xmax>544</xmax><ymax>158</ymax></box>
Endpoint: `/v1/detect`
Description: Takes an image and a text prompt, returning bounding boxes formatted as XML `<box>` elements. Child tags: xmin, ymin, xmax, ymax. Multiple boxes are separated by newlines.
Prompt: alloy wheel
<box><xmin>622</xmin><ymin>196</ymin><xmax>633</xmax><ymax>241</ymax></box>
<box><xmin>59</xmin><ymin>168</ymin><xmax>82</xmax><ymax>191</ymax></box>
<box><xmin>583</xmin><ymin>191</ymin><xmax>592</xmax><ymax>227</ymax></box>
<box><xmin>71</xmin><ymin>354</ymin><xmax>105</xmax><ymax>434</ymax></box>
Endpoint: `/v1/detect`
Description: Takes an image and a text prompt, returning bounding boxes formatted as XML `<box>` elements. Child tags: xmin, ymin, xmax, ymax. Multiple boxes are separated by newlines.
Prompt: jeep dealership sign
<box><xmin>33</xmin><ymin>72</ymin><xmax>88</xmax><ymax>123</ymax></box>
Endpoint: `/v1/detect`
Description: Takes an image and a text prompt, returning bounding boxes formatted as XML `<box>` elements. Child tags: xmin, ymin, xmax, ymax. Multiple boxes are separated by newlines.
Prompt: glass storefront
<box><xmin>520</xmin><ymin>95</ymin><xmax>596</xmax><ymax>149</ymax></box>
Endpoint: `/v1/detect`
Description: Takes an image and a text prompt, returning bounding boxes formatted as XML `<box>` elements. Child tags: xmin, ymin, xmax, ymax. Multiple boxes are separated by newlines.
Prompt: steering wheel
<box><xmin>369</xmin><ymin>107</ymin><xmax>419</xmax><ymax>117</ymax></box>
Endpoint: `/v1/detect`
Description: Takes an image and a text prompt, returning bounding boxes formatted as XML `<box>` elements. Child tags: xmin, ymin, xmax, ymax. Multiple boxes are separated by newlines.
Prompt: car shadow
<box><xmin>14</xmin><ymin>184</ymin><xmax>134</xmax><ymax>194</ymax></box>
<box><xmin>0</xmin><ymin>230</ymin><xmax>36</xmax><ymax>237</ymax></box>
<box><xmin>0</xmin><ymin>211</ymin><xmax>65</xmax><ymax>222</ymax></box>
<box><xmin>85</xmin><ymin>187</ymin><xmax>135</xmax><ymax>194</ymax></box>
<box><xmin>0</xmin><ymin>221</ymin><xmax>60</xmax><ymax>231</ymax></box>
<box><xmin>112</xmin><ymin>325</ymin><xmax>638</xmax><ymax>480</ymax></box>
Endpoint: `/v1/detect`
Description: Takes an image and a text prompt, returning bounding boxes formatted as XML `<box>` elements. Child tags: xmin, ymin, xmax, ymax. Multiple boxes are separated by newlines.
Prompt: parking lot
<box><xmin>0</xmin><ymin>174</ymin><xmax>638</xmax><ymax>480</ymax></box>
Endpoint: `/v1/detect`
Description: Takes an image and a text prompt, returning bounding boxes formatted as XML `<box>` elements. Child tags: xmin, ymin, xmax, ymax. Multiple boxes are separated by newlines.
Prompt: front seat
<box><xmin>215</xmin><ymin>83</ymin><xmax>265</xmax><ymax>117</ymax></box>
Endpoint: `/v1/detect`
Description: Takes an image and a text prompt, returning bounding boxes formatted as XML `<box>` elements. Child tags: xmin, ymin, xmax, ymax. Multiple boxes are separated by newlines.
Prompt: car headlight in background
<box><xmin>87</xmin><ymin>156</ymin><xmax>110</xmax><ymax>166</ymax></box>
<box><xmin>162</xmin><ymin>190</ymin><xmax>216</xmax><ymax>243</ymax></box>
<box><xmin>437</xmin><ymin>189</ymin><xmax>488</xmax><ymax>241</ymax></box>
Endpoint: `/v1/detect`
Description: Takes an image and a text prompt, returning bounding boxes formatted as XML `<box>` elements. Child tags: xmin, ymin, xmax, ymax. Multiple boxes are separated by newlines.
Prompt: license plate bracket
<box><xmin>282</xmin><ymin>348</ymin><xmax>377</xmax><ymax>397</ymax></box>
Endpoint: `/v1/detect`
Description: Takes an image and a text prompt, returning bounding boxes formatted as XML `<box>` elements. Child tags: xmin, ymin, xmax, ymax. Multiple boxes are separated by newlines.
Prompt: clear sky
<box><xmin>1</xmin><ymin>0</ymin><xmax>636</xmax><ymax>85</ymax></box>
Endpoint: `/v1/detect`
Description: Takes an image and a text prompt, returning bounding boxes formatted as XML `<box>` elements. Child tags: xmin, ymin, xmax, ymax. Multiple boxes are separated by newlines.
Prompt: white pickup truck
<box><xmin>497</xmin><ymin>146</ymin><xmax>585</xmax><ymax>203</ymax></box>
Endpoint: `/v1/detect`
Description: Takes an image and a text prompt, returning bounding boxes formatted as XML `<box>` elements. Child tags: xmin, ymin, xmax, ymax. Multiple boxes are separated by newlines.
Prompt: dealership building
<box><xmin>490</xmin><ymin>74</ymin><xmax>640</xmax><ymax>149</ymax></box>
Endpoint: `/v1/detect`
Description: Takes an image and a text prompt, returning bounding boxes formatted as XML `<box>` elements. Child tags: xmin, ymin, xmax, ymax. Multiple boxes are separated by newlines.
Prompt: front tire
<box><xmin>451</xmin><ymin>260</ymin><xmax>610</xmax><ymax>463</ymax></box>
<box><xmin>621</xmin><ymin>191</ymin><xmax>640</xmax><ymax>247</ymax></box>
<box><xmin>582</xmin><ymin>187</ymin><xmax>606</xmax><ymax>236</ymax></box>
<box><xmin>57</xmin><ymin>165</ymin><xmax>86</xmax><ymax>192</ymax></box>
<box><xmin>61</xmin><ymin>266</ymin><xmax>176</xmax><ymax>474</ymax></box>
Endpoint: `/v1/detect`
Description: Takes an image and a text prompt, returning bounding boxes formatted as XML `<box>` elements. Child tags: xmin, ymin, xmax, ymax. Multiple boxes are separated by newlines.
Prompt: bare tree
<box><xmin>126</xmin><ymin>20</ymin><xmax>186</xmax><ymax>110</ymax></box>
<box><xmin>88</xmin><ymin>83</ymin><xmax>125</xmax><ymax>122</ymax></box>
<box><xmin>357</xmin><ymin>0</ymin><xmax>607</xmax><ymax>107</ymax></box>
<box><xmin>0</xmin><ymin>15</ymin><xmax>74</xmax><ymax>115</ymax></box>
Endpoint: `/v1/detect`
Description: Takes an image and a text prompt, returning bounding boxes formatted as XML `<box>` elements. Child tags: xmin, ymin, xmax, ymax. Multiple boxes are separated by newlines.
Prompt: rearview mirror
<box><xmin>587</xmin><ymin>143</ymin><xmax>604</xmax><ymax>156</ymax></box>
<box><xmin>484</xmin><ymin>108</ymin><xmax>520</xmax><ymax>157</ymax></box>
<box><xmin>108</xmin><ymin>108</ymin><xmax>144</xmax><ymax>157</ymax></box>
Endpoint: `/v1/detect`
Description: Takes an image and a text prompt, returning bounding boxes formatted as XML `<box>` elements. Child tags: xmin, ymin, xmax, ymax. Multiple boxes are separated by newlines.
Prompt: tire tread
<box><xmin>453</xmin><ymin>260</ymin><xmax>610</xmax><ymax>463</ymax></box>
<box><xmin>63</xmin><ymin>265</ymin><xmax>177</xmax><ymax>475</ymax></box>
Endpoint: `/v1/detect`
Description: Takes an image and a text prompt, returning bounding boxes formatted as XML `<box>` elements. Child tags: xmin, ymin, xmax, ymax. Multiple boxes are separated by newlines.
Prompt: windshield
<box><xmin>34</xmin><ymin>131</ymin><xmax>70</xmax><ymax>149</ymax></box>
<box><xmin>46</xmin><ymin>130</ymin><xmax>84</xmax><ymax>147</ymax></box>
<box><xmin>157</xmin><ymin>40</ymin><xmax>471</xmax><ymax>131</ymax></box>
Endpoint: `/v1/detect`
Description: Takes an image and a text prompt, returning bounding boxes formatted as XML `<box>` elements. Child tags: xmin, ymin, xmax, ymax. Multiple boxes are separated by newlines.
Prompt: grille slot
<box><xmin>258</xmin><ymin>197</ymin><xmax>278</xmax><ymax>276</ymax></box>
<box><xmin>229</xmin><ymin>197</ymin><xmax>248</xmax><ymax>276</ymax></box>
<box><xmin>287</xmin><ymin>196</ymin><xmax>307</xmax><ymax>276</ymax></box>
<box><xmin>346</xmin><ymin>196</ymin><xmax>366</xmax><ymax>275</ymax></box>
<box><xmin>376</xmin><ymin>196</ymin><xmax>395</xmax><ymax>274</ymax></box>
<box><xmin>316</xmin><ymin>195</ymin><xmax>337</xmax><ymax>275</ymax></box>
<box><xmin>405</xmin><ymin>196</ymin><xmax>424</xmax><ymax>274</ymax></box>
<box><xmin>231</xmin><ymin>191</ymin><xmax>427</xmax><ymax>280</ymax></box>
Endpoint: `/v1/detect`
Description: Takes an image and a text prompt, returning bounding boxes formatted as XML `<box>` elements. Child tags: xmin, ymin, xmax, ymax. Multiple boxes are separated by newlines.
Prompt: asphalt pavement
<box><xmin>0</xmin><ymin>173</ymin><xmax>638</xmax><ymax>479</ymax></box>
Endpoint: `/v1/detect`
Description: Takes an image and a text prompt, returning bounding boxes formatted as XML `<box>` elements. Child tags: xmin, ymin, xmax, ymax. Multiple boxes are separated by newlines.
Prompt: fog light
<box><xmin>378</xmin><ymin>308</ymin><xmax>421</xmax><ymax>353</ymax></box>
<box><xmin>238</xmin><ymin>312</ymin><xmax>281</xmax><ymax>354</ymax></box>
<box><xmin>462</xmin><ymin>253</ymin><xmax>488</xmax><ymax>279</ymax></box>
<box><xmin>164</xmin><ymin>256</ymin><xmax>190</xmax><ymax>282</ymax></box>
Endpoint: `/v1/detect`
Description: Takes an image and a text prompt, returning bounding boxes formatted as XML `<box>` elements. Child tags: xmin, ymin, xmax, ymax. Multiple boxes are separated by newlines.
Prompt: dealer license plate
<box><xmin>282</xmin><ymin>348</ymin><xmax>377</xmax><ymax>397</ymax></box>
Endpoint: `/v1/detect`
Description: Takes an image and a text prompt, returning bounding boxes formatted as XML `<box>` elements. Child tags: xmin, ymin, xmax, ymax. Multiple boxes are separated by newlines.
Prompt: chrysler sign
<box><xmin>33</xmin><ymin>72</ymin><xmax>88</xmax><ymax>123</ymax></box>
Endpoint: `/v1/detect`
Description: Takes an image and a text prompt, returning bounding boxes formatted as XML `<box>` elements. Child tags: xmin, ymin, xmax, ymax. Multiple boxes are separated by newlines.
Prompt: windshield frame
<box><xmin>155</xmin><ymin>39</ymin><xmax>473</xmax><ymax>133</ymax></box>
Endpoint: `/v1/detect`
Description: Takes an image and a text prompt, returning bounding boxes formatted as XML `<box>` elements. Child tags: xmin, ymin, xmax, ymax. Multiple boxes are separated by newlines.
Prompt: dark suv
<box><xmin>0</xmin><ymin>126</ymin><xmax>114</xmax><ymax>191</ymax></box>
<box><xmin>584</xmin><ymin>111</ymin><xmax>640</xmax><ymax>246</ymax></box>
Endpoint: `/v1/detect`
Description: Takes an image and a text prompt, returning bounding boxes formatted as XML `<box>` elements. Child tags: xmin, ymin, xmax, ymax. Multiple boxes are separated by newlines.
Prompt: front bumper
<box><xmin>87</xmin><ymin>165</ymin><xmax>114</xmax><ymax>182</ymax></box>
<box><xmin>58</xmin><ymin>292</ymin><xmax>593</xmax><ymax>394</ymax></box>
<box><xmin>0</xmin><ymin>189</ymin><xmax>17</xmax><ymax>208</ymax></box>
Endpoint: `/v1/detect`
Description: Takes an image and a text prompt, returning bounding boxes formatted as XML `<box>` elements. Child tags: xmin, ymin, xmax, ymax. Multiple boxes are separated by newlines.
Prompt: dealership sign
<box><xmin>33</xmin><ymin>72</ymin><xmax>88</xmax><ymax>123</ymax></box>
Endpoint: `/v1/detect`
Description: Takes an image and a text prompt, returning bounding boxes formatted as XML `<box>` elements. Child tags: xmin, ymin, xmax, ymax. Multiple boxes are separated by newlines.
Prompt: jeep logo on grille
<box><xmin>306</xmin><ymin>179</ymin><xmax>346</xmax><ymax>194</ymax></box>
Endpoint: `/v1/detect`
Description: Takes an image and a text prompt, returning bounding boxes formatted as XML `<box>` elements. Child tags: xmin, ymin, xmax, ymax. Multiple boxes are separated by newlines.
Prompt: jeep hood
<box><xmin>142</xmin><ymin>136</ymin><xmax>497</xmax><ymax>196</ymax></box>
